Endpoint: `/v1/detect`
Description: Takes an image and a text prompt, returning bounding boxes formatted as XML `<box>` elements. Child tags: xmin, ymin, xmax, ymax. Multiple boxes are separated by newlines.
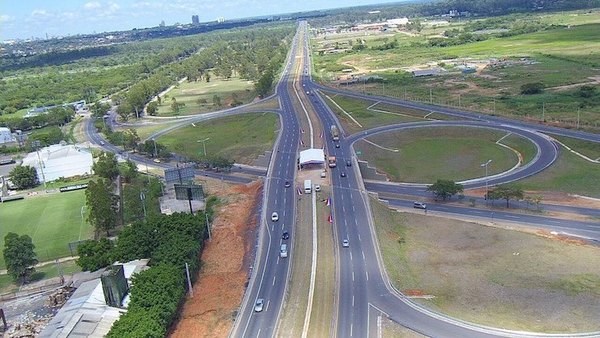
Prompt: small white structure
<box><xmin>21</xmin><ymin>144</ymin><xmax>93</xmax><ymax>183</ymax></box>
<box><xmin>0</xmin><ymin>127</ymin><xmax>15</xmax><ymax>144</ymax></box>
<box><xmin>299</xmin><ymin>148</ymin><xmax>325</xmax><ymax>168</ymax></box>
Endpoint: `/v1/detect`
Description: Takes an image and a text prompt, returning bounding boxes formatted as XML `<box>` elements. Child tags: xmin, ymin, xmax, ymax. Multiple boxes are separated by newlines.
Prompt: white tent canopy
<box><xmin>299</xmin><ymin>148</ymin><xmax>325</xmax><ymax>166</ymax></box>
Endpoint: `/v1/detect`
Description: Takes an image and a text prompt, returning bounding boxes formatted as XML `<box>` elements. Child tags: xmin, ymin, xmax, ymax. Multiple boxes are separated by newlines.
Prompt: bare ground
<box><xmin>169</xmin><ymin>180</ymin><xmax>262</xmax><ymax>338</ymax></box>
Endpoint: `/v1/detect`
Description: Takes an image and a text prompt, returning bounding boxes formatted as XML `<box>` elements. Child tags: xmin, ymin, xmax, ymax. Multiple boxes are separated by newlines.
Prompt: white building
<box><xmin>0</xmin><ymin>127</ymin><xmax>15</xmax><ymax>144</ymax></box>
<box><xmin>21</xmin><ymin>144</ymin><xmax>93</xmax><ymax>183</ymax></box>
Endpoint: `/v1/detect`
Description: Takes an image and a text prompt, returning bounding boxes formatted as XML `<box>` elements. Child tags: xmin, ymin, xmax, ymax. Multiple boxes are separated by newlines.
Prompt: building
<box><xmin>192</xmin><ymin>15</ymin><xmax>199</xmax><ymax>25</ymax></box>
<box><xmin>21</xmin><ymin>144</ymin><xmax>93</xmax><ymax>183</ymax></box>
<box><xmin>412</xmin><ymin>68</ymin><xmax>445</xmax><ymax>77</ymax></box>
<box><xmin>0</xmin><ymin>127</ymin><xmax>15</xmax><ymax>144</ymax></box>
<box><xmin>39</xmin><ymin>260</ymin><xmax>149</xmax><ymax>338</ymax></box>
<box><xmin>299</xmin><ymin>149</ymin><xmax>325</xmax><ymax>169</ymax></box>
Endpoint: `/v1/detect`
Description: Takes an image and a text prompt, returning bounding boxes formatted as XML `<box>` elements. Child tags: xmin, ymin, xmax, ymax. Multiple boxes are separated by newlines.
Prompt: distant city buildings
<box><xmin>192</xmin><ymin>15</ymin><xmax>200</xmax><ymax>25</ymax></box>
<box><xmin>159</xmin><ymin>20</ymin><xmax>165</xmax><ymax>27</ymax></box>
<box><xmin>217</xmin><ymin>17</ymin><xmax>225</xmax><ymax>23</ymax></box>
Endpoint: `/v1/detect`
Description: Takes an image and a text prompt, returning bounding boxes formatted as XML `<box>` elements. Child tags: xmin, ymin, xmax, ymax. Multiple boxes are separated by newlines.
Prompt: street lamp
<box><xmin>197</xmin><ymin>138</ymin><xmax>210</xmax><ymax>157</ymax></box>
<box><xmin>480</xmin><ymin>159</ymin><xmax>492</xmax><ymax>200</ymax></box>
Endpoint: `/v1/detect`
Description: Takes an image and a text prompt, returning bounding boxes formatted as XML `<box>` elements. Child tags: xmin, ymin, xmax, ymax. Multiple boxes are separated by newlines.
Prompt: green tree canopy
<box><xmin>76</xmin><ymin>238</ymin><xmax>114</xmax><ymax>271</ymax></box>
<box><xmin>488</xmin><ymin>184</ymin><xmax>524</xmax><ymax>208</ymax></box>
<box><xmin>3</xmin><ymin>233</ymin><xmax>38</xmax><ymax>283</ymax></box>
<box><xmin>9</xmin><ymin>165</ymin><xmax>39</xmax><ymax>190</ymax></box>
<box><xmin>93</xmin><ymin>152</ymin><xmax>119</xmax><ymax>181</ymax></box>
<box><xmin>427</xmin><ymin>179</ymin><xmax>464</xmax><ymax>201</ymax></box>
<box><xmin>86</xmin><ymin>179</ymin><xmax>118</xmax><ymax>237</ymax></box>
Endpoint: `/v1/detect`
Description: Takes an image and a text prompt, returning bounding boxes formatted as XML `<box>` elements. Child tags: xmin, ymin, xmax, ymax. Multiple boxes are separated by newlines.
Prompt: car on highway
<box><xmin>340</xmin><ymin>172</ymin><xmax>347</xmax><ymax>177</ymax></box>
<box><xmin>271</xmin><ymin>212</ymin><xmax>279</xmax><ymax>221</ymax></box>
<box><xmin>413</xmin><ymin>202</ymin><xmax>427</xmax><ymax>209</ymax></box>
<box><xmin>346</xmin><ymin>160</ymin><xmax>351</xmax><ymax>167</ymax></box>
<box><xmin>284</xmin><ymin>181</ymin><xmax>291</xmax><ymax>188</ymax></box>
<box><xmin>254</xmin><ymin>299</ymin><xmax>264</xmax><ymax>312</ymax></box>
<box><xmin>335</xmin><ymin>143</ymin><xmax>340</xmax><ymax>148</ymax></box>
<box><xmin>314</xmin><ymin>184</ymin><xmax>321</xmax><ymax>192</ymax></box>
<box><xmin>99</xmin><ymin>141</ymin><xmax>105</xmax><ymax>145</ymax></box>
<box><xmin>282</xmin><ymin>231</ymin><xmax>289</xmax><ymax>240</ymax></box>
<box><xmin>342</xmin><ymin>239</ymin><xmax>349</xmax><ymax>248</ymax></box>
<box><xmin>280</xmin><ymin>243</ymin><xmax>288</xmax><ymax>258</ymax></box>
<box><xmin>153</xmin><ymin>158</ymin><xmax>161</xmax><ymax>163</ymax></box>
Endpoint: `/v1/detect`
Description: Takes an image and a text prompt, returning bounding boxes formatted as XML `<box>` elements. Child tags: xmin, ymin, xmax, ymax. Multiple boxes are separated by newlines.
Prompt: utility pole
<box><xmin>429</xmin><ymin>88</ymin><xmax>433</xmax><ymax>103</ymax></box>
<box><xmin>577</xmin><ymin>108</ymin><xmax>580</xmax><ymax>129</ymax></box>
<box><xmin>458</xmin><ymin>94</ymin><xmax>461</xmax><ymax>108</ymax></box>
<box><xmin>185</xmin><ymin>263</ymin><xmax>193</xmax><ymax>297</ymax></box>
<box><xmin>481</xmin><ymin>160</ymin><xmax>492</xmax><ymax>202</ymax></box>
<box><xmin>205</xmin><ymin>212</ymin><xmax>212</xmax><ymax>240</ymax></box>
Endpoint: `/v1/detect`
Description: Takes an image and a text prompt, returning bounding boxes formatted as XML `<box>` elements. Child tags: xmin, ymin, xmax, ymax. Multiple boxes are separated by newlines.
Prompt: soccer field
<box><xmin>0</xmin><ymin>190</ymin><xmax>94</xmax><ymax>269</ymax></box>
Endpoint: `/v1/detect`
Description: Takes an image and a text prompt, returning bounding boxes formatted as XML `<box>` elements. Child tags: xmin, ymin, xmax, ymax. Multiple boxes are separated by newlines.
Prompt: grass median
<box><xmin>370</xmin><ymin>198</ymin><xmax>600</xmax><ymax>333</ymax></box>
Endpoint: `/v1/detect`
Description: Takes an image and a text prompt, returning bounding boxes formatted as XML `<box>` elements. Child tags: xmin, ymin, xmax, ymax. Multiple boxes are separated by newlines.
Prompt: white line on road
<box><xmin>362</xmin><ymin>251</ymin><xmax>365</xmax><ymax>260</ymax></box>
<box><xmin>273</xmin><ymin>276</ymin><xmax>276</xmax><ymax>286</ymax></box>
<box><xmin>366</xmin><ymin>270</ymin><xmax>369</xmax><ymax>281</ymax></box>
<box><xmin>301</xmin><ymin>190</ymin><xmax>318</xmax><ymax>338</ymax></box>
<box><xmin>352</xmin><ymin>271</ymin><xmax>355</xmax><ymax>282</ymax></box>
<box><xmin>350</xmin><ymin>251</ymin><xmax>353</xmax><ymax>261</ymax></box>
<box><xmin>358</xmin><ymin>234</ymin><xmax>361</xmax><ymax>242</ymax></box>
<box><xmin>352</xmin><ymin>295</ymin><xmax>355</xmax><ymax>307</ymax></box>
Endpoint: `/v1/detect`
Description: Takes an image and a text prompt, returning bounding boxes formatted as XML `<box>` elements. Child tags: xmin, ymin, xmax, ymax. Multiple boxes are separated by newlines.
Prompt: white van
<box><xmin>304</xmin><ymin>180</ymin><xmax>312</xmax><ymax>194</ymax></box>
<box><xmin>280</xmin><ymin>243</ymin><xmax>288</xmax><ymax>258</ymax></box>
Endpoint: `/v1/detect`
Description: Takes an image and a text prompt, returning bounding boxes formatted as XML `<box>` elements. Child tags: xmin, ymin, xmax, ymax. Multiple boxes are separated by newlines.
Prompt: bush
<box><xmin>520</xmin><ymin>82</ymin><xmax>544</xmax><ymax>95</ymax></box>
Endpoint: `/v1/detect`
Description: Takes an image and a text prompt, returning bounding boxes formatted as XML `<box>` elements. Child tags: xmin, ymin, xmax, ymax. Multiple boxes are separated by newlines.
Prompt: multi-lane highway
<box><xmin>85</xmin><ymin>20</ymin><xmax>600</xmax><ymax>338</ymax></box>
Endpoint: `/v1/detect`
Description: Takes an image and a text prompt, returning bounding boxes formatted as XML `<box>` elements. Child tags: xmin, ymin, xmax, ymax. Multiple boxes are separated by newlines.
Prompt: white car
<box><xmin>271</xmin><ymin>212</ymin><xmax>279</xmax><ymax>222</ymax></box>
<box><xmin>342</xmin><ymin>239</ymin><xmax>349</xmax><ymax>248</ymax></box>
<box><xmin>314</xmin><ymin>184</ymin><xmax>321</xmax><ymax>192</ymax></box>
<box><xmin>254</xmin><ymin>299</ymin><xmax>264</xmax><ymax>312</ymax></box>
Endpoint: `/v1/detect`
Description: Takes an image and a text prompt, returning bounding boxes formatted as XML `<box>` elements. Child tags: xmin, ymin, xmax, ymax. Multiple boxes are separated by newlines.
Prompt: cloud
<box><xmin>84</xmin><ymin>1</ymin><xmax>102</xmax><ymax>10</ymax></box>
<box><xmin>0</xmin><ymin>15</ymin><xmax>12</xmax><ymax>23</ymax></box>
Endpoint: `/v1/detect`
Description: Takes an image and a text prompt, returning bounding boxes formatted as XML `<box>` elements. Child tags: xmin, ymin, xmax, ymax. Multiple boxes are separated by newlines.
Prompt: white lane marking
<box><xmin>277</xmin><ymin>256</ymin><xmax>280</xmax><ymax>265</ymax></box>
<box><xmin>366</xmin><ymin>270</ymin><xmax>369</xmax><ymax>281</ymax></box>
<box><xmin>257</xmin><ymin>329</ymin><xmax>261</xmax><ymax>337</ymax></box>
<box><xmin>352</xmin><ymin>295</ymin><xmax>355</xmax><ymax>307</ymax></box>
<box><xmin>350</xmin><ymin>323</ymin><xmax>353</xmax><ymax>337</ymax></box>
<box><xmin>273</xmin><ymin>276</ymin><xmax>276</xmax><ymax>286</ymax></box>
<box><xmin>358</xmin><ymin>234</ymin><xmax>361</xmax><ymax>242</ymax></box>
<box><xmin>352</xmin><ymin>271</ymin><xmax>355</xmax><ymax>282</ymax></box>
<box><xmin>342</xmin><ymin>205</ymin><xmax>346</xmax><ymax>213</ymax></box>
<box><xmin>505</xmin><ymin>214</ymin><xmax>520</xmax><ymax>219</ymax></box>
<box><xmin>352</xmin><ymin>205</ymin><xmax>356</xmax><ymax>212</ymax></box>
<box><xmin>362</xmin><ymin>251</ymin><xmax>365</xmax><ymax>260</ymax></box>
<box><xmin>350</xmin><ymin>251</ymin><xmax>353</xmax><ymax>261</ymax></box>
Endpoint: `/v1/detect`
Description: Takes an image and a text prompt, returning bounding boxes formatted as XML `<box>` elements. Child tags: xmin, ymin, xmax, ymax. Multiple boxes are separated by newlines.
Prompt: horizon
<box><xmin>0</xmin><ymin>0</ymin><xmax>407</xmax><ymax>41</ymax></box>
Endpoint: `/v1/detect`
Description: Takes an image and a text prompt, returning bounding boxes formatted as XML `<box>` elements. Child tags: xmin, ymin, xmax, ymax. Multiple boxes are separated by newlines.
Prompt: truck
<box><xmin>304</xmin><ymin>179</ymin><xmax>312</xmax><ymax>194</ymax></box>
<box><xmin>330</xmin><ymin>125</ymin><xmax>340</xmax><ymax>141</ymax></box>
<box><xmin>328</xmin><ymin>156</ymin><xmax>337</xmax><ymax>168</ymax></box>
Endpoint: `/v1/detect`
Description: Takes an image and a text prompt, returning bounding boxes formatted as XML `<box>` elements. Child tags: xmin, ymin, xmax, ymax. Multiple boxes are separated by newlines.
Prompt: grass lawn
<box><xmin>519</xmin><ymin>146</ymin><xmax>600</xmax><ymax>198</ymax></box>
<box><xmin>371</xmin><ymin>198</ymin><xmax>600</xmax><ymax>333</ymax></box>
<box><xmin>156</xmin><ymin>76</ymin><xmax>255</xmax><ymax>116</ymax></box>
<box><xmin>322</xmin><ymin>93</ymin><xmax>426</xmax><ymax>134</ymax></box>
<box><xmin>0</xmin><ymin>190</ymin><xmax>93</xmax><ymax>269</ymax></box>
<box><xmin>158</xmin><ymin>113</ymin><xmax>279</xmax><ymax>165</ymax></box>
<box><xmin>130</xmin><ymin>121</ymin><xmax>182</xmax><ymax>140</ymax></box>
<box><xmin>548</xmin><ymin>134</ymin><xmax>600</xmax><ymax>160</ymax></box>
<box><xmin>0</xmin><ymin>259</ymin><xmax>81</xmax><ymax>294</ymax></box>
<box><xmin>355</xmin><ymin>127</ymin><xmax>524</xmax><ymax>183</ymax></box>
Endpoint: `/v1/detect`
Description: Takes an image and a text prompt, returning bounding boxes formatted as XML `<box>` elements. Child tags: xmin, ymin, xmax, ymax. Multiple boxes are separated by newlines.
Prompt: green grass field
<box><xmin>520</xmin><ymin>145</ymin><xmax>600</xmax><ymax>198</ymax></box>
<box><xmin>158</xmin><ymin>113</ymin><xmax>279</xmax><ymax>164</ymax></box>
<box><xmin>355</xmin><ymin>127</ymin><xmax>525</xmax><ymax>183</ymax></box>
<box><xmin>0</xmin><ymin>190</ymin><xmax>93</xmax><ymax>269</ymax></box>
<box><xmin>313</xmin><ymin>15</ymin><xmax>600</xmax><ymax>129</ymax></box>
<box><xmin>371</xmin><ymin>198</ymin><xmax>600</xmax><ymax>332</ymax></box>
<box><xmin>0</xmin><ymin>259</ymin><xmax>81</xmax><ymax>294</ymax></box>
<box><xmin>156</xmin><ymin>76</ymin><xmax>255</xmax><ymax>116</ymax></box>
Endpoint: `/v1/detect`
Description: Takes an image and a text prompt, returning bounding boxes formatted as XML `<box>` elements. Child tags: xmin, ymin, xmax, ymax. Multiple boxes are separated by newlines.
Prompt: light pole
<box><xmin>197</xmin><ymin>137</ymin><xmax>210</xmax><ymax>157</ymax></box>
<box><xmin>481</xmin><ymin>159</ymin><xmax>492</xmax><ymax>201</ymax></box>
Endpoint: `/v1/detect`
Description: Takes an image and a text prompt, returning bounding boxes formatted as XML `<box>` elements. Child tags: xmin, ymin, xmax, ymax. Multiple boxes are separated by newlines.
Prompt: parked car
<box><xmin>314</xmin><ymin>184</ymin><xmax>321</xmax><ymax>192</ymax></box>
<box><xmin>413</xmin><ymin>202</ymin><xmax>427</xmax><ymax>209</ymax></box>
<box><xmin>254</xmin><ymin>299</ymin><xmax>264</xmax><ymax>312</ymax></box>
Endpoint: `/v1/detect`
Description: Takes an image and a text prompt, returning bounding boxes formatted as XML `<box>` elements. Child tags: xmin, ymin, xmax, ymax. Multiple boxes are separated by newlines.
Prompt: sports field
<box><xmin>0</xmin><ymin>190</ymin><xmax>93</xmax><ymax>269</ymax></box>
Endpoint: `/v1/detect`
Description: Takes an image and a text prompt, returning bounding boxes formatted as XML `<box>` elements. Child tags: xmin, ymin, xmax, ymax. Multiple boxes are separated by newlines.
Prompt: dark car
<box><xmin>282</xmin><ymin>231</ymin><xmax>289</xmax><ymax>240</ymax></box>
<box><xmin>346</xmin><ymin>160</ymin><xmax>351</xmax><ymax>167</ymax></box>
<box><xmin>340</xmin><ymin>172</ymin><xmax>347</xmax><ymax>177</ymax></box>
<box><xmin>284</xmin><ymin>181</ymin><xmax>291</xmax><ymax>188</ymax></box>
<box><xmin>335</xmin><ymin>144</ymin><xmax>340</xmax><ymax>148</ymax></box>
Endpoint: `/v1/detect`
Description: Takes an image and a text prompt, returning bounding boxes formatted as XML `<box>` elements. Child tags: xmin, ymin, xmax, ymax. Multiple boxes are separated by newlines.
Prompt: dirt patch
<box><xmin>169</xmin><ymin>180</ymin><xmax>262</xmax><ymax>338</ymax></box>
<box><xmin>547</xmin><ymin>76</ymin><xmax>600</xmax><ymax>92</ymax></box>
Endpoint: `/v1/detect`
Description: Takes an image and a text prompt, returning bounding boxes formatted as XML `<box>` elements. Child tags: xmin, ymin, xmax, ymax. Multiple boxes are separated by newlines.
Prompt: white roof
<box><xmin>299</xmin><ymin>148</ymin><xmax>325</xmax><ymax>165</ymax></box>
<box><xmin>21</xmin><ymin>144</ymin><xmax>93</xmax><ymax>183</ymax></box>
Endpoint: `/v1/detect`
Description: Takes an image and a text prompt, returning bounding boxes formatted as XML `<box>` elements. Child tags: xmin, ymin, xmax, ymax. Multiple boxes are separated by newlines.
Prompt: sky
<box><xmin>0</xmin><ymin>0</ymin><xmax>404</xmax><ymax>40</ymax></box>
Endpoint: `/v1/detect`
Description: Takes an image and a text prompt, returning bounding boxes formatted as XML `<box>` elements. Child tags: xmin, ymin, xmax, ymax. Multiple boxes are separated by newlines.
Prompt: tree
<box><xmin>146</xmin><ymin>101</ymin><xmax>158</xmax><ymax>116</ymax></box>
<box><xmin>9</xmin><ymin>165</ymin><xmax>39</xmax><ymax>189</ymax></box>
<box><xmin>426</xmin><ymin>179</ymin><xmax>464</xmax><ymax>201</ymax></box>
<box><xmin>488</xmin><ymin>184</ymin><xmax>524</xmax><ymax>208</ymax></box>
<box><xmin>3</xmin><ymin>233</ymin><xmax>38</xmax><ymax>283</ymax></box>
<box><xmin>76</xmin><ymin>238</ymin><xmax>114</xmax><ymax>271</ymax></box>
<box><xmin>121</xmin><ymin>159</ymin><xmax>139</xmax><ymax>183</ymax></box>
<box><xmin>86</xmin><ymin>179</ymin><xmax>118</xmax><ymax>237</ymax></box>
<box><xmin>93</xmin><ymin>152</ymin><xmax>119</xmax><ymax>180</ymax></box>
<box><xmin>212</xmin><ymin>95</ymin><xmax>222</xmax><ymax>107</ymax></box>
<box><xmin>520</xmin><ymin>82</ymin><xmax>544</xmax><ymax>95</ymax></box>
<box><xmin>122</xmin><ymin>129</ymin><xmax>140</xmax><ymax>151</ymax></box>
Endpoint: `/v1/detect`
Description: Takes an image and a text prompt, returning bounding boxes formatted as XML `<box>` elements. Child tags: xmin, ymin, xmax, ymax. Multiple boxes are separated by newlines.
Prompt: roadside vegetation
<box><xmin>371</xmin><ymin>198</ymin><xmax>600</xmax><ymax>333</ymax></box>
<box><xmin>158</xmin><ymin>113</ymin><xmax>279</xmax><ymax>165</ymax></box>
<box><xmin>311</xmin><ymin>9</ymin><xmax>600</xmax><ymax>132</ymax></box>
<box><xmin>354</xmin><ymin>127</ymin><xmax>525</xmax><ymax>183</ymax></box>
